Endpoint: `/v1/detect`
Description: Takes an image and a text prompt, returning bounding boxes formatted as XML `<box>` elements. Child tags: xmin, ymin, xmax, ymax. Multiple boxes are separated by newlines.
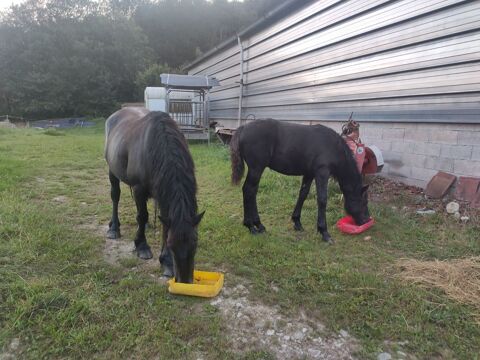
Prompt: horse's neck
<box><xmin>336</xmin><ymin>160</ymin><xmax>362</xmax><ymax>199</ymax></box>
<box><xmin>155</xmin><ymin>176</ymin><xmax>197</xmax><ymax>222</ymax></box>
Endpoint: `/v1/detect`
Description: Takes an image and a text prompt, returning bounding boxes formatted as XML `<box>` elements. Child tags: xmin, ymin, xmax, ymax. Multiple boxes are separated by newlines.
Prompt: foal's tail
<box><xmin>230</xmin><ymin>126</ymin><xmax>245</xmax><ymax>185</ymax></box>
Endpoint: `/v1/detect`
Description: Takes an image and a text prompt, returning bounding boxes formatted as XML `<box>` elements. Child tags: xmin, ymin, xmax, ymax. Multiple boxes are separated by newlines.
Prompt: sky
<box><xmin>0</xmin><ymin>0</ymin><xmax>24</xmax><ymax>10</ymax></box>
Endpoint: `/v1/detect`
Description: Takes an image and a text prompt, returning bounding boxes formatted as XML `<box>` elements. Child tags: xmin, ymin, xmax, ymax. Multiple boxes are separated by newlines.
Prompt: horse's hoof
<box><xmin>324</xmin><ymin>237</ymin><xmax>335</xmax><ymax>245</ymax></box>
<box><xmin>106</xmin><ymin>229</ymin><xmax>120</xmax><ymax>239</ymax></box>
<box><xmin>293</xmin><ymin>223</ymin><xmax>304</xmax><ymax>231</ymax></box>
<box><xmin>136</xmin><ymin>245</ymin><xmax>153</xmax><ymax>260</ymax></box>
<box><xmin>249</xmin><ymin>227</ymin><xmax>259</xmax><ymax>235</ymax></box>
<box><xmin>256</xmin><ymin>224</ymin><xmax>266</xmax><ymax>233</ymax></box>
<box><xmin>162</xmin><ymin>267</ymin><xmax>174</xmax><ymax>278</ymax></box>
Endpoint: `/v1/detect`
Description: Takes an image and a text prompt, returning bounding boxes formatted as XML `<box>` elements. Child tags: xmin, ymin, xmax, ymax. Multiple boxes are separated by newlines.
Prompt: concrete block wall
<box><xmin>346</xmin><ymin>122</ymin><xmax>480</xmax><ymax>188</ymax></box>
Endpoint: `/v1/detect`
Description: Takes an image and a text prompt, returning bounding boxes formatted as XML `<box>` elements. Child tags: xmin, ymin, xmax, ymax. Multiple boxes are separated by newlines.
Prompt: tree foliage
<box><xmin>0</xmin><ymin>0</ymin><xmax>287</xmax><ymax>118</ymax></box>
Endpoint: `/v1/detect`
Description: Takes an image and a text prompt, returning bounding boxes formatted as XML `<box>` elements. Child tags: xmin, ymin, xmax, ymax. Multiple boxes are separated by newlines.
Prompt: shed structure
<box><xmin>158</xmin><ymin>74</ymin><xmax>220</xmax><ymax>141</ymax></box>
<box><xmin>185</xmin><ymin>0</ymin><xmax>480</xmax><ymax>187</ymax></box>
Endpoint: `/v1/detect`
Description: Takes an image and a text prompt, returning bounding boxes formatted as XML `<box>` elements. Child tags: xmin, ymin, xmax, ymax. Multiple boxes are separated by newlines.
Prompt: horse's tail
<box><xmin>230</xmin><ymin>126</ymin><xmax>245</xmax><ymax>185</ymax></box>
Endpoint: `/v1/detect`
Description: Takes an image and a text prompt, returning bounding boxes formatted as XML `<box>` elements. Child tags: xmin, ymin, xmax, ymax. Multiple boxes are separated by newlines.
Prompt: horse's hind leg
<box><xmin>242</xmin><ymin>167</ymin><xmax>265</xmax><ymax>234</ymax></box>
<box><xmin>132</xmin><ymin>185</ymin><xmax>153</xmax><ymax>260</ymax></box>
<box><xmin>315</xmin><ymin>168</ymin><xmax>334</xmax><ymax>244</ymax></box>
<box><xmin>291</xmin><ymin>176</ymin><xmax>313</xmax><ymax>231</ymax></box>
<box><xmin>107</xmin><ymin>171</ymin><xmax>121</xmax><ymax>239</ymax></box>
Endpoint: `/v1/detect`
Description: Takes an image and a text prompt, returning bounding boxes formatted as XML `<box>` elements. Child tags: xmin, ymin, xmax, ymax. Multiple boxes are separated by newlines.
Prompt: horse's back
<box><xmin>239</xmin><ymin>119</ymin><xmax>346</xmax><ymax>176</ymax></box>
<box><xmin>105</xmin><ymin>107</ymin><xmax>152</xmax><ymax>185</ymax></box>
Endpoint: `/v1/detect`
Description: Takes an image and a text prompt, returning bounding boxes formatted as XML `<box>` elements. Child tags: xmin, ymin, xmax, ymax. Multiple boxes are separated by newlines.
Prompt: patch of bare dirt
<box><xmin>0</xmin><ymin>338</ymin><xmax>21</xmax><ymax>360</ymax></box>
<box><xmin>368</xmin><ymin>176</ymin><xmax>480</xmax><ymax>224</ymax></box>
<box><xmin>210</xmin><ymin>281</ymin><xmax>360</xmax><ymax>359</ymax></box>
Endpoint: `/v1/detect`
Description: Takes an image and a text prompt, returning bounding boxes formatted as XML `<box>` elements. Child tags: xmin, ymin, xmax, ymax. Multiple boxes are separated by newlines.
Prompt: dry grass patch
<box><xmin>396</xmin><ymin>257</ymin><xmax>480</xmax><ymax>321</ymax></box>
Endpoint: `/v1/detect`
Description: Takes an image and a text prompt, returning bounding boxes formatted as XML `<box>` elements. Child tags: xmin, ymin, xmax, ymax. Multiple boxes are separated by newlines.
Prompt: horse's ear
<box><xmin>159</xmin><ymin>216</ymin><xmax>171</xmax><ymax>227</ymax></box>
<box><xmin>192</xmin><ymin>211</ymin><xmax>205</xmax><ymax>226</ymax></box>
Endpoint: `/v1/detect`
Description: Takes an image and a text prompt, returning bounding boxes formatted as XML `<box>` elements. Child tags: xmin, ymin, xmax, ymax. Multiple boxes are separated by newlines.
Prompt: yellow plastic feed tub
<box><xmin>168</xmin><ymin>270</ymin><xmax>224</xmax><ymax>298</ymax></box>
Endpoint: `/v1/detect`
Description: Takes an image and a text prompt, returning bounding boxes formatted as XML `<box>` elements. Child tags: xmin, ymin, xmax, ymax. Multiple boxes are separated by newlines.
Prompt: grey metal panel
<box><xmin>244</xmin><ymin>0</ymin><xmax>342</xmax><ymax>48</ymax></box>
<box><xmin>244</xmin><ymin>33</ymin><xmax>480</xmax><ymax>96</ymax></box>
<box><xmin>246</xmin><ymin>0</ymin><xmax>393</xmax><ymax>57</ymax></box>
<box><xmin>188</xmin><ymin>0</ymin><xmax>480</xmax><ymax>125</ymax></box>
<box><xmin>245</xmin><ymin>4</ymin><xmax>480</xmax><ymax>83</ymax></box>
<box><xmin>246</xmin><ymin>0</ymin><xmax>474</xmax><ymax>71</ymax></box>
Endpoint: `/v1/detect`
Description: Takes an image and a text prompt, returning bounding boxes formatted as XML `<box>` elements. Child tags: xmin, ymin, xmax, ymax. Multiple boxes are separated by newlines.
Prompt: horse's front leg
<box><xmin>159</xmin><ymin>221</ymin><xmax>174</xmax><ymax>278</ymax></box>
<box><xmin>315</xmin><ymin>169</ymin><xmax>334</xmax><ymax>244</ymax></box>
<box><xmin>133</xmin><ymin>186</ymin><xmax>153</xmax><ymax>259</ymax></box>
<box><xmin>242</xmin><ymin>168</ymin><xmax>265</xmax><ymax>234</ymax></box>
<box><xmin>291</xmin><ymin>176</ymin><xmax>313</xmax><ymax>231</ymax></box>
<box><xmin>107</xmin><ymin>171</ymin><xmax>121</xmax><ymax>239</ymax></box>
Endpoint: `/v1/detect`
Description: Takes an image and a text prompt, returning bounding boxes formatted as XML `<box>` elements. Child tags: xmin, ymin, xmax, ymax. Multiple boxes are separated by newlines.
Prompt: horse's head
<box><xmin>345</xmin><ymin>184</ymin><xmax>370</xmax><ymax>225</ymax></box>
<box><xmin>161</xmin><ymin>211</ymin><xmax>205</xmax><ymax>283</ymax></box>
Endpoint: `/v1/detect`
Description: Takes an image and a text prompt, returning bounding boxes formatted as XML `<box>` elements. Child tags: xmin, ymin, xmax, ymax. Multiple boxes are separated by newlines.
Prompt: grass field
<box><xmin>0</xmin><ymin>122</ymin><xmax>479</xmax><ymax>359</ymax></box>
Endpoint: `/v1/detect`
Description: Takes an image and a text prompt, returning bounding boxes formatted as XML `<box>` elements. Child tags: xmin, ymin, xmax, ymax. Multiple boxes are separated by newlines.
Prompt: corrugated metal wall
<box><xmin>187</xmin><ymin>0</ymin><xmax>480</xmax><ymax>127</ymax></box>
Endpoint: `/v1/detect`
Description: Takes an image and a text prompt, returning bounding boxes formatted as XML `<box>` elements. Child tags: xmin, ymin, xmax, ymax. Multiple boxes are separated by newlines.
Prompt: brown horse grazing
<box><xmin>230</xmin><ymin>119</ymin><xmax>370</xmax><ymax>243</ymax></box>
<box><xmin>105</xmin><ymin>108</ymin><xmax>204</xmax><ymax>283</ymax></box>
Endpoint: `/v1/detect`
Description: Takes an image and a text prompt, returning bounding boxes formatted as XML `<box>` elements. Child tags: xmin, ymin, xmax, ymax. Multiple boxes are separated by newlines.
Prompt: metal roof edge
<box><xmin>183</xmin><ymin>0</ymin><xmax>314</xmax><ymax>72</ymax></box>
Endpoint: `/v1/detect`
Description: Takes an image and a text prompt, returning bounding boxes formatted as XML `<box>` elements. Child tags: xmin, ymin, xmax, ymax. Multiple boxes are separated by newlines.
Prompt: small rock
<box><xmin>308</xmin><ymin>349</ymin><xmax>322</xmax><ymax>357</ymax></box>
<box><xmin>234</xmin><ymin>302</ymin><xmax>243</xmax><ymax>309</ymax></box>
<box><xmin>81</xmin><ymin>202</ymin><xmax>87</xmax><ymax>206</ymax></box>
<box><xmin>397</xmin><ymin>351</ymin><xmax>407</xmax><ymax>357</ymax></box>
<box><xmin>236</xmin><ymin>312</ymin><xmax>242</xmax><ymax>318</ymax></box>
<box><xmin>266</xmin><ymin>329</ymin><xmax>275</xmax><ymax>336</ymax></box>
<box><xmin>446</xmin><ymin>201</ymin><xmax>460</xmax><ymax>214</ymax></box>
<box><xmin>302</xmin><ymin>327</ymin><xmax>308</xmax><ymax>333</ymax></box>
<box><xmin>271</xmin><ymin>284</ymin><xmax>279</xmax><ymax>293</ymax></box>
<box><xmin>454</xmin><ymin>212</ymin><xmax>461</xmax><ymax>219</ymax></box>
<box><xmin>210</xmin><ymin>298</ymin><xmax>222</xmax><ymax>306</ymax></box>
<box><xmin>461</xmin><ymin>216</ymin><xmax>469</xmax><ymax>223</ymax></box>
<box><xmin>363</xmin><ymin>236</ymin><xmax>372</xmax><ymax>241</ymax></box>
<box><xmin>416</xmin><ymin>208</ymin><xmax>435</xmax><ymax>215</ymax></box>
<box><xmin>377</xmin><ymin>353</ymin><xmax>392</xmax><ymax>360</ymax></box>
<box><xmin>53</xmin><ymin>195</ymin><xmax>67</xmax><ymax>203</ymax></box>
<box><xmin>292</xmin><ymin>330</ymin><xmax>305</xmax><ymax>340</ymax></box>
<box><xmin>254</xmin><ymin>321</ymin><xmax>264</xmax><ymax>329</ymax></box>
<box><xmin>10</xmin><ymin>338</ymin><xmax>20</xmax><ymax>351</ymax></box>
<box><xmin>340</xmin><ymin>329</ymin><xmax>349</xmax><ymax>338</ymax></box>
<box><xmin>283</xmin><ymin>335</ymin><xmax>290</xmax><ymax>341</ymax></box>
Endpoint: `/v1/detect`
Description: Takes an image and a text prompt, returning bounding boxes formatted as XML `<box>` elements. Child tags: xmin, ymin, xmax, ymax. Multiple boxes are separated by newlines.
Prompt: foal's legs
<box><xmin>291</xmin><ymin>176</ymin><xmax>313</xmax><ymax>231</ymax></box>
<box><xmin>242</xmin><ymin>167</ymin><xmax>265</xmax><ymax>234</ymax></box>
<box><xmin>315</xmin><ymin>168</ymin><xmax>334</xmax><ymax>244</ymax></box>
<box><xmin>132</xmin><ymin>185</ymin><xmax>153</xmax><ymax>259</ymax></box>
<box><xmin>107</xmin><ymin>171</ymin><xmax>121</xmax><ymax>239</ymax></box>
<box><xmin>159</xmin><ymin>221</ymin><xmax>174</xmax><ymax>278</ymax></box>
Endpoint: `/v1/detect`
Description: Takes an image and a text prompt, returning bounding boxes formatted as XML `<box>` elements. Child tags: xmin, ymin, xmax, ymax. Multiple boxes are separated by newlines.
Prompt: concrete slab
<box><xmin>425</xmin><ymin>171</ymin><xmax>456</xmax><ymax>199</ymax></box>
<box><xmin>471</xmin><ymin>190</ymin><xmax>480</xmax><ymax>209</ymax></box>
<box><xmin>454</xmin><ymin>176</ymin><xmax>480</xmax><ymax>203</ymax></box>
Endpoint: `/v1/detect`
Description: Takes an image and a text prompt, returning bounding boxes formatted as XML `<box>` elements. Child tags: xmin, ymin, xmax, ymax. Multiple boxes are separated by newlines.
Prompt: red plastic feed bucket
<box><xmin>336</xmin><ymin>216</ymin><xmax>375</xmax><ymax>235</ymax></box>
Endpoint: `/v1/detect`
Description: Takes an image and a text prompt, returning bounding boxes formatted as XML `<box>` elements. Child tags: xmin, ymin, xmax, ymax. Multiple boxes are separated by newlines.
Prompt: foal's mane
<box><xmin>145</xmin><ymin>112</ymin><xmax>197</xmax><ymax>226</ymax></box>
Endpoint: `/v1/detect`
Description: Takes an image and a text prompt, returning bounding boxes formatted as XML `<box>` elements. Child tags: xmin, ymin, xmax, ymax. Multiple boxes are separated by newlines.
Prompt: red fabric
<box><xmin>343</xmin><ymin>136</ymin><xmax>365</xmax><ymax>173</ymax></box>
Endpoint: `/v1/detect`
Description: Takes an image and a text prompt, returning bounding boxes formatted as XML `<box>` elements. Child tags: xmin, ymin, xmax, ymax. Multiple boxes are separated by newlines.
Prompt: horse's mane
<box><xmin>145</xmin><ymin>112</ymin><xmax>197</xmax><ymax>227</ymax></box>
